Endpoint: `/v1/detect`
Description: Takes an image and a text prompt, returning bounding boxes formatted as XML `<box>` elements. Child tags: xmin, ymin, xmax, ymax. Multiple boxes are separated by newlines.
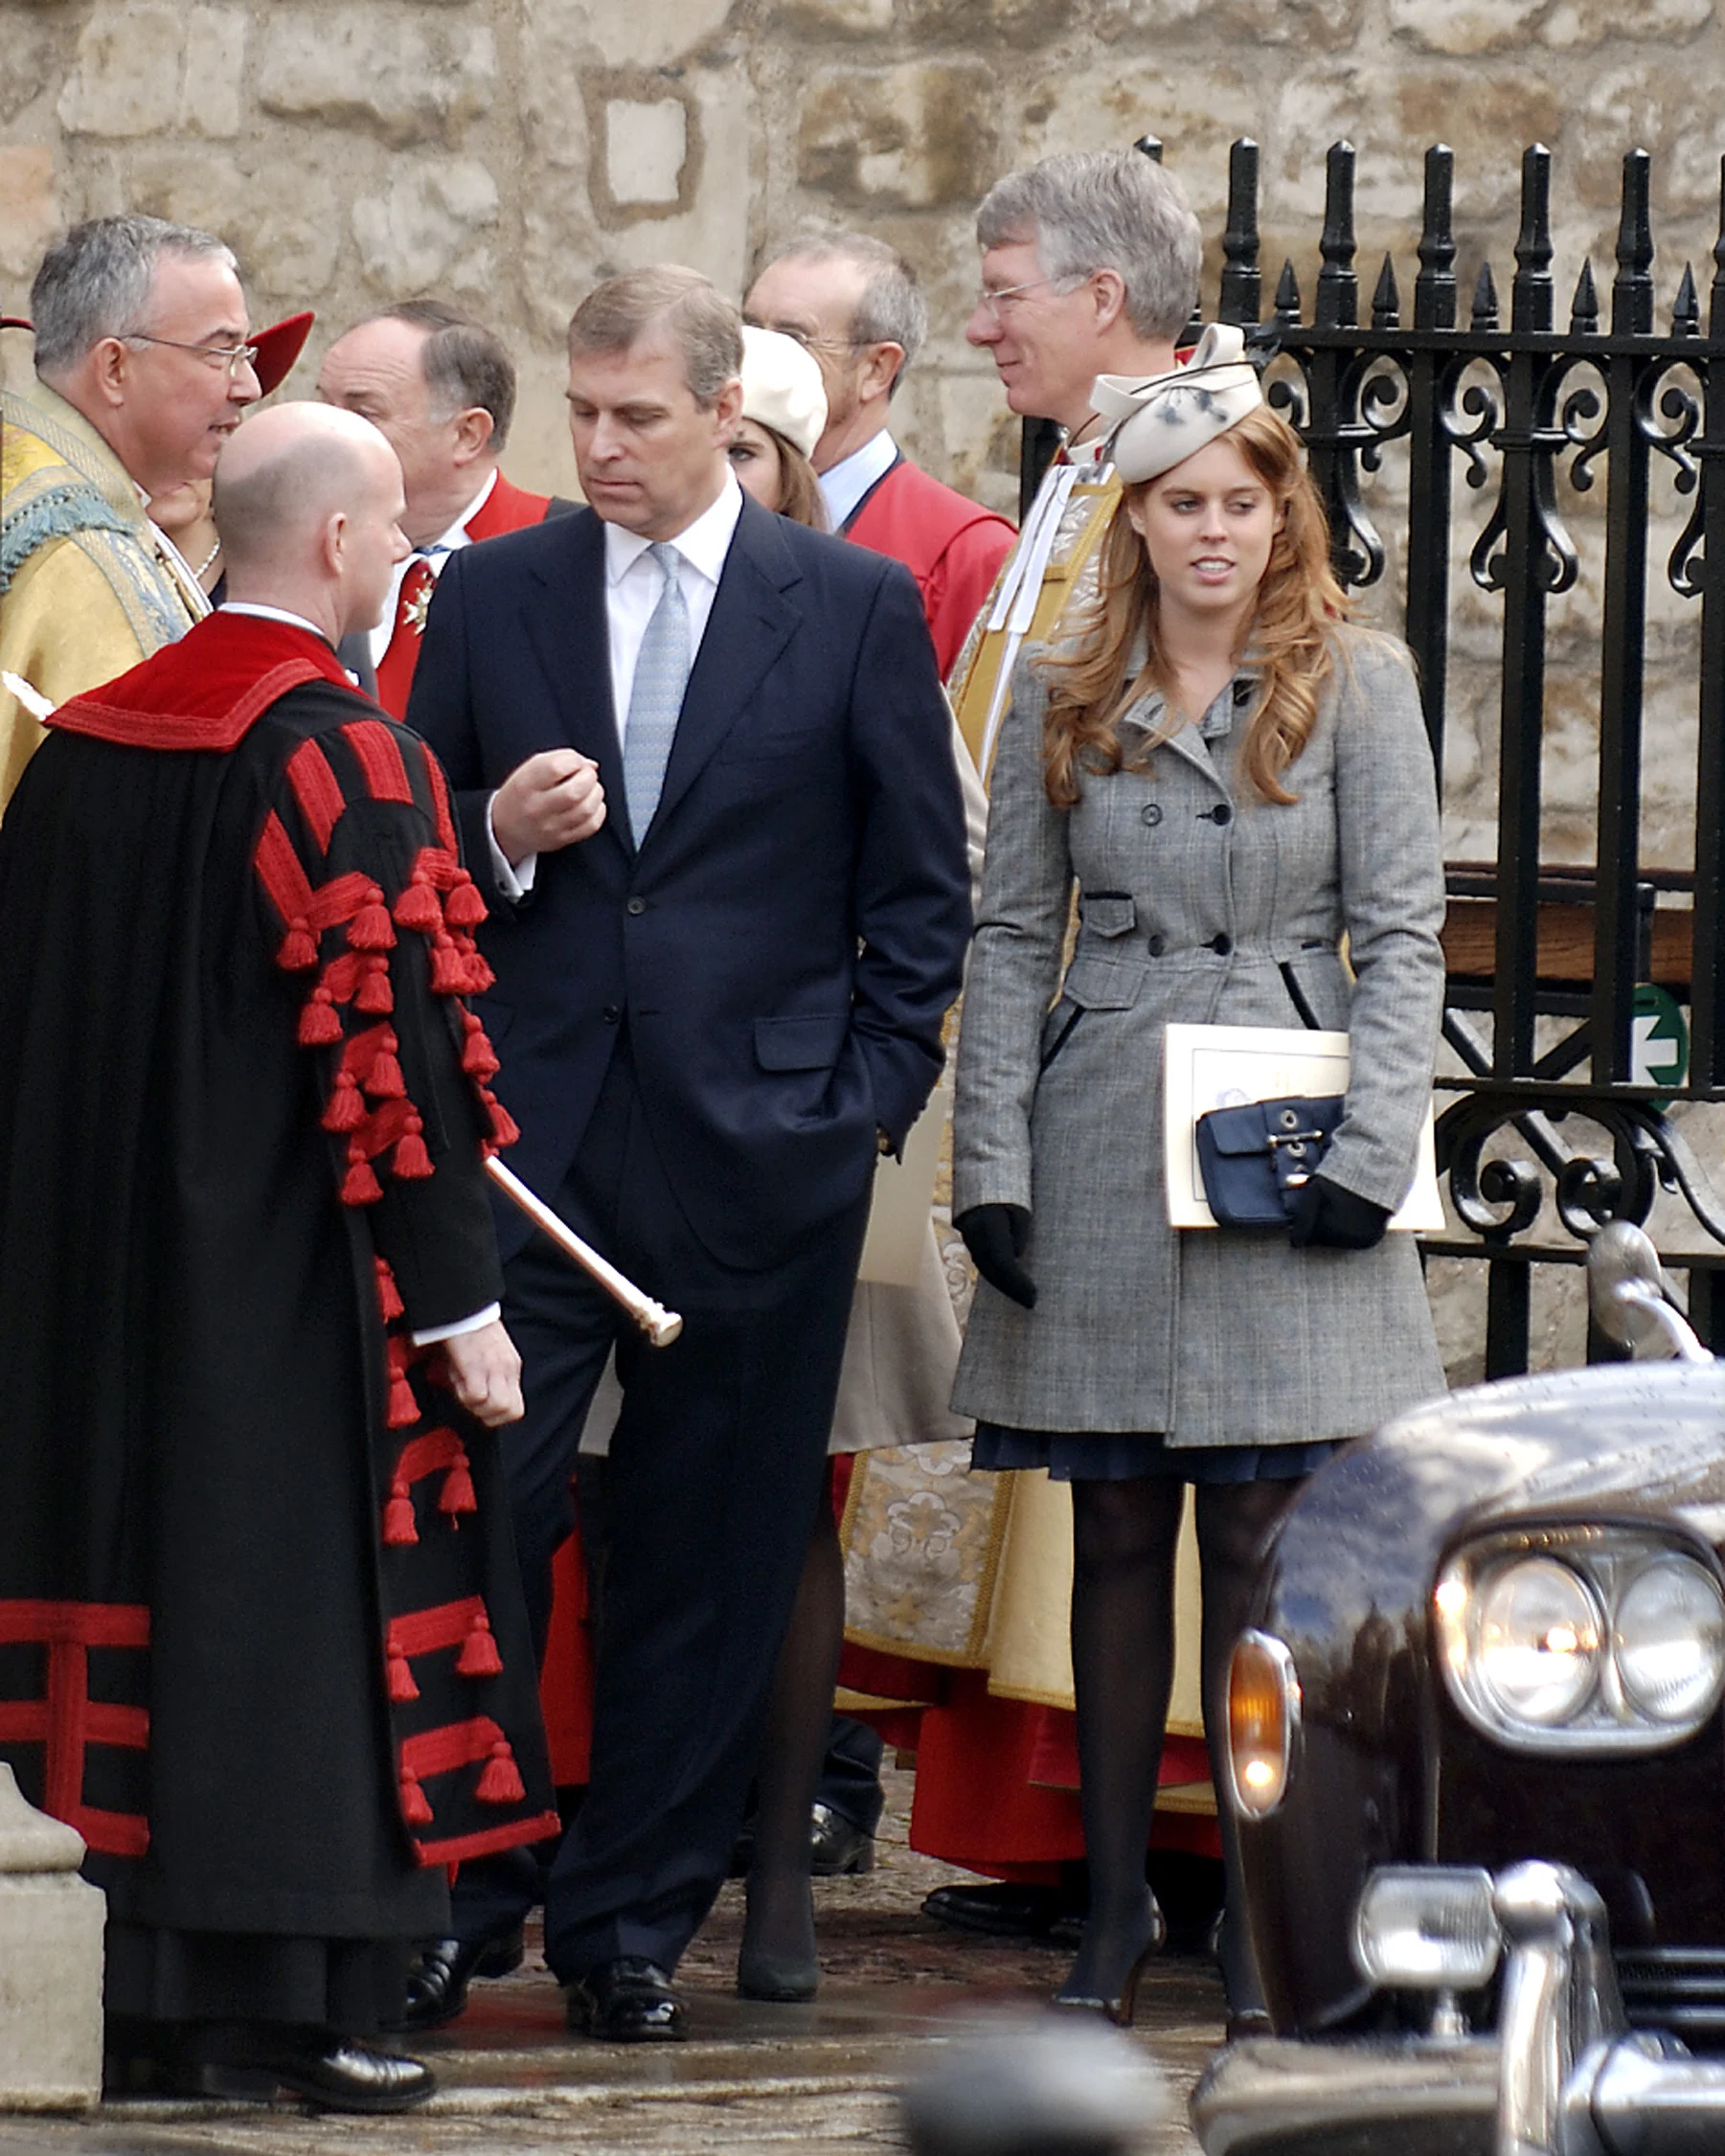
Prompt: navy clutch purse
<box><xmin>1193</xmin><ymin>1094</ymin><xmax>1346</xmax><ymax>1228</ymax></box>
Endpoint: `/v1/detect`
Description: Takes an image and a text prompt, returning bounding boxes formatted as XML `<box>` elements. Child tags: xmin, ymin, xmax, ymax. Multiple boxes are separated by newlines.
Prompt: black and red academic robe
<box><xmin>0</xmin><ymin>611</ymin><xmax>557</xmax><ymax>1971</ymax></box>
<box><xmin>843</xmin><ymin>457</ymin><xmax>1015</xmax><ymax>679</ymax></box>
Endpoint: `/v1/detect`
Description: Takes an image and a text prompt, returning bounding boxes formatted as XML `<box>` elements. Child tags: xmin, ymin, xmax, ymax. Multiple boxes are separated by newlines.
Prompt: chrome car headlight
<box><xmin>1615</xmin><ymin>1555</ymin><xmax>1725</xmax><ymax>1723</ymax></box>
<box><xmin>1435</xmin><ymin>1527</ymin><xmax>1725</xmax><ymax>1753</ymax></box>
<box><xmin>1475</xmin><ymin>1556</ymin><xmax>1601</xmax><ymax>1726</ymax></box>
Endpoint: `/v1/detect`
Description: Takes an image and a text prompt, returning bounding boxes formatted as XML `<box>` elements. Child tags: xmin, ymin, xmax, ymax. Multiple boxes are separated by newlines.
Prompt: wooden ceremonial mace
<box><xmin>485</xmin><ymin>1156</ymin><xmax>683</xmax><ymax>1347</ymax></box>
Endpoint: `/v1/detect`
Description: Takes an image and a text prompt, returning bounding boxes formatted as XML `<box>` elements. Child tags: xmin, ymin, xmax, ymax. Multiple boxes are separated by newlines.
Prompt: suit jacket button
<box><xmin>1141</xmin><ymin>803</ymin><xmax>1163</xmax><ymax>828</ymax></box>
<box><xmin>602</xmin><ymin>1005</ymin><xmax>622</xmax><ymax>1024</ymax></box>
<box><xmin>625</xmin><ymin>896</ymin><xmax>647</xmax><ymax>916</ymax></box>
<box><xmin>1210</xmin><ymin>802</ymin><xmax>1233</xmax><ymax>826</ymax></box>
<box><xmin>1146</xmin><ymin>933</ymin><xmax>1166</xmax><ymax>957</ymax></box>
<box><xmin>1210</xmin><ymin>932</ymin><xmax>1233</xmax><ymax>955</ymax></box>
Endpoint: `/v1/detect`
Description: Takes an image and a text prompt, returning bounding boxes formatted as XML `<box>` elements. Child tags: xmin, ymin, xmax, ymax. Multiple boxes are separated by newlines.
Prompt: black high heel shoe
<box><xmin>1050</xmin><ymin>1900</ymin><xmax>1167</xmax><ymax>2027</ymax></box>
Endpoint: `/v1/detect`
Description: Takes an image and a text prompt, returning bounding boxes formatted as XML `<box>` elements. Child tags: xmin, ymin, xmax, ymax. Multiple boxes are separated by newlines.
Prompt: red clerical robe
<box><xmin>374</xmin><ymin>473</ymin><xmax>556</xmax><ymax>718</ymax></box>
<box><xmin>844</xmin><ymin>458</ymin><xmax>1015</xmax><ymax>679</ymax></box>
<box><xmin>0</xmin><ymin>612</ymin><xmax>556</xmax><ymax>2016</ymax></box>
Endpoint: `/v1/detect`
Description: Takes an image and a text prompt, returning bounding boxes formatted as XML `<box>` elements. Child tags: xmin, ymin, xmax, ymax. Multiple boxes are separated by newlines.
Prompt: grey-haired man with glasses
<box><xmin>1</xmin><ymin>214</ymin><xmax>261</xmax><ymax>808</ymax></box>
<box><xmin>948</xmin><ymin>148</ymin><xmax>1203</xmax><ymax>775</ymax></box>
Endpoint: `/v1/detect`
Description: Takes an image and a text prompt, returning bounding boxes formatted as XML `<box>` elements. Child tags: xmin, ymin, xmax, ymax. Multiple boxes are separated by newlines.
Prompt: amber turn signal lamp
<box><xmin>1226</xmin><ymin>1630</ymin><xmax>1300</xmax><ymax>1818</ymax></box>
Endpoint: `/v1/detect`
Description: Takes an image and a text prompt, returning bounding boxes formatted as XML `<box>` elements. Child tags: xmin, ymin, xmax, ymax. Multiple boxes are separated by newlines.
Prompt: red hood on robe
<box><xmin>49</xmin><ymin>610</ymin><xmax>358</xmax><ymax>753</ymax></box>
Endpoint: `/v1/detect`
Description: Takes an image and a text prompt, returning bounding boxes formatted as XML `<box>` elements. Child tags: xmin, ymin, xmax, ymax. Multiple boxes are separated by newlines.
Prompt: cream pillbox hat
<box><xmin>739</xmin><ymin>326</ymin><xmax>828</xmax><ymax>463</ymax></box>
<box><xmin>1092</xmin><ymin>322</ymin><xmax>1264</xmax><ymax>486</ymax></box>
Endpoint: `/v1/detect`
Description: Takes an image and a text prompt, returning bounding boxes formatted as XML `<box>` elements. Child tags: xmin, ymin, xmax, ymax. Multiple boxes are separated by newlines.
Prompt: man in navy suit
<box><xmin>404</xmin><ymin>266</ymin><xmax>969</xmax><ymax>2041</ymax></box>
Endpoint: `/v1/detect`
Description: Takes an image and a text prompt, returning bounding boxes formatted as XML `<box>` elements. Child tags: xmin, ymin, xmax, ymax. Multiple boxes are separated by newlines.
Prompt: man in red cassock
<box><xmin>317</xmin><ymin>301</ymin><xmax>569</xmax><ymax>716</ymax></box>
<box><xmin>0</xmin><ymin>401</ymin><xmax>558</xmax><ymax>2112</ymax></box>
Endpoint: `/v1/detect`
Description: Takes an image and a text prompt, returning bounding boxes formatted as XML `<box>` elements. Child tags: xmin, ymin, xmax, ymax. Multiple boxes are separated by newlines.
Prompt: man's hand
<box><xmin>491</xmin><ymin>750</ymin><xmax>605</xmax><ymax>865</ymax></box>
<box><xmin>441</xmin><ymin>1319</ymin><xmax>525</xmax><ymax>1426</ymax></box>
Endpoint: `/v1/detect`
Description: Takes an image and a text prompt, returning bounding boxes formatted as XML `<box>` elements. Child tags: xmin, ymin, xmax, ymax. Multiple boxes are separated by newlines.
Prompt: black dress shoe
<box><xmin>921</xmin><ymin>1881</ymin><xmax>1080</xmax><ymax>1940</ymax></box>
<box><xmin>809</xmin><ymin>1803</ymin><xmax>874</xmax><ymax>1877</ymax></box>
<box><xmin>566</xmin><ymin>1957</ymin><xmax>687</xmax><ymax>2042</ymax></box>
<box><xmin>397</xmin><ymin>1927</ymin><xmax>523</xmax><ymax>2032</ymax></box>
<box><xmin>178</xmin><ymin>2025</ymin><xmax>436</xmax><ymax>2113</ymax></box>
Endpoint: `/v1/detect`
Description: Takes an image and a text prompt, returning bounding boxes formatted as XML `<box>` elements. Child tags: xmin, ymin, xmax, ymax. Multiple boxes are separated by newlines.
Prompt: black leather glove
<box><xmin>1287</xmin><ymin>1172</ymin><xmax>1392</xmax><ymax>1252</ymax></box>
<box><xmin>956</xmin><ymin>1203</ymin><xmax>1038</xmax><ymax>1309</ymax></box>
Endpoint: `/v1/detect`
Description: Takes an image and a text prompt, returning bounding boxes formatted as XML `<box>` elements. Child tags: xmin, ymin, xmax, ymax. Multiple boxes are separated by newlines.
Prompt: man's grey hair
<box><xmin>369</xmin><ymin>299</ymin><xmax>518</xmax><ymax>450</ymax></box>
<box><xmin>30</xmin><ymin>215</ymin><xmax>238</xmax><ymax>378</ymax></box>
<box><xmin>567</xmin><ymin>266</ymin><xmax>741</xmax><ymax>409</ymax></box>
<box><xmin>761</xmin><ymin>228</ymin><xmax>929</xmax><ymax>387</ymax></box>
<box><xmin>976</xmin><ymin>149</ymin><xmax>1201</xmax><ymax>344</ymax></box>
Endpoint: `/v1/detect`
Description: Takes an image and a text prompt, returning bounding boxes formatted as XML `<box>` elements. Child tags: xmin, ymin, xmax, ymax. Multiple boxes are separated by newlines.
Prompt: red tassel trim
<box><xmin>456</xmin><ymin>1612</ymin><xmax>503</xmax><ymax>1678</ymax></box>
<box><xmin>341</xmin><ymin>1148</ymin><xmax>383</xmax><ymax>1207</ymax></box>
<box><xmin>485</xmin><ymin>1093</ymin><xmax>520</xmax><ymax>1148</ymax></box>
<box><xmin>299</xmin><ymin>988</ymin><xmax>343</xmax><ymax>1047</ymax></box>
<box><xmin>367</xmin><ymin>1034</ymin><xmax>406</xmax><ymax>1099</ymax></box>
<box><xmin>322</xmin><ymin>1070</ymin><xmax>366</xmax><ymax>1132</ymax></box>
<box><xmin>444</xmin><ymin>876</ymin><xmax>487</xmax><ymax>929</ymax></box>
<box><xmin>439</xmin><ymin>1447</ymin><xmax>478</xmax><ymax>1519</ymax></box>
<box><xmin>348</xmin><ymin>888</ymin><xmax>397</xmax><ymax>952</ymax></box>
<box><xmin>375</xmin><ymin>1256</ymin><xmax>405</xmax><ymax>1324</ymax></box>
<box><xmin>382</xmin><ymin>1480</ymin><xmax>418</xmax><ymax>1545</ymax></box>
<box><xmin>278</xmin><ymin>918</ymin><xmax>318</xmax><ymax>971</ymax></box>
<box><xmin>387</xmin><ymin>1644</ymin><xmax>420</xmax><ymax>1702</ymax></box>
<box><xmin>459</xmin><ymin>940</ymin><xmax>495</xmax><ymax>995</ymax></box>
<box><xmin>388</xmin><ymin>1373</ymin><xmax>420</xmax><ymax>1429</ymax></box>
<box><xmin>399</xmin><ymin>1768</ymin><xmax>434</xmax><ymax>1827</ymax></box>
<box><xmin>460</xmin><ymin>1014</ymin><xmax>500</xmax><ymax>1080</ymax></box>
<box><xmin>394</xmin><ymin>875</ymin><xmax>443</xmax><ymax>934</ymax></box>
<box><xmin>429</xmin><ymin>935</ymin><xmax>467</xmax><ymax>994</ymax></box>
<box><xmin>393</xmin><ymin>1112</ymin><xmax>433</xmax><ymax>1180</ymax></box>
<box><xmin>475</xmin><ymin>1740</ymin><xmax>525</xmax><ymax>1806</ymax></box>
<box><xmin>355</xmin><ymin>954</ymin><xmax>394</xmax><ymax>1015</ymax></box>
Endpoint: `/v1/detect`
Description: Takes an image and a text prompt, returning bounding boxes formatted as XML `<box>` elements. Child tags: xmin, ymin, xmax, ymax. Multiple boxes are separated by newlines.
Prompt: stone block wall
<box><xmin>4</xmin><ymin>0</ymin><xmax>1719</xmax><ymax>511</ymax></box>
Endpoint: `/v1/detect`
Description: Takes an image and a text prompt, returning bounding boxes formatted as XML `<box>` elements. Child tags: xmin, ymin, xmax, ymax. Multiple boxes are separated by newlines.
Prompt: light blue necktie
<box><xmin>623</xmin><ymin>541</ymin><xmax>691</xmax><ymax>844</ymax></box>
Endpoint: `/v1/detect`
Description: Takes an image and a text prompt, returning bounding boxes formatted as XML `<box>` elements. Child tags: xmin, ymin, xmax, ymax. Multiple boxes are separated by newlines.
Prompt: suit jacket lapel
<box><xmin>647</xmin><ymin>497</ymin><xmax>800</xmax><ymax>841</ymax></box>
<box><xmin>521</xmin><ymin>510</ymin><xmax>634</xmax><ymax>858</ymax></box>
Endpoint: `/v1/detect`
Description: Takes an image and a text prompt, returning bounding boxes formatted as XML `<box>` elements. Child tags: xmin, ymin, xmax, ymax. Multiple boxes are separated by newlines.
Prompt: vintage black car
<box><xmin>1193</xmin><ymin>1226</ymin><xmax>1725</xmax><ymax>2156</ymax></box>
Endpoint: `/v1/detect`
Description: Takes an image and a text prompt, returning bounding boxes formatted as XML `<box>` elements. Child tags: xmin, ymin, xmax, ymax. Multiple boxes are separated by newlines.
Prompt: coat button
<box><xmin>1210</xmin><ymin>933</ymin><xmax>1233</xmax><ymax>955</ymax></box>
<box><xmin>1147</xmin><ymin>933</ymin><xmax>1166</xmax><ymax>957</ymax></box>
<box><xmin>1209</xmin><ymin>803</ymin><xmax>1233</xmax><ymax>826</ymax></box>
<box><xmin>625</xmin><ymin>896</ymin><xmax>647</xmax><ymax>916</ymax></box>
<box><xmin>602</xmin><ymin>1005</ymin><xmax>622</xmax><ymax>1024</ymax></box>
<box><xmin>1141</xmin><ymin>803</ymin><xmax>1163</xmax><ymax>828</ymax></box>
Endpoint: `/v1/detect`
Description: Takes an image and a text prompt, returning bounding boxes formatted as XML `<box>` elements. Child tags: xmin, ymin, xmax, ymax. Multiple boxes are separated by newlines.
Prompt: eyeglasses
<box><xmin>972</xmin><ymin>275</ymin><xmax>1085</xmax><ymax>324</ymax></box>
<box><xmin>123</xmin><ymin>332</ymin><xmax>261</xmax><ymax>380</ymax></box>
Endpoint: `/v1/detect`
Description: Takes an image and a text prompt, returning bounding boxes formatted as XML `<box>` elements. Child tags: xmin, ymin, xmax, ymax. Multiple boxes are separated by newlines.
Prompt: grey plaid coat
<box><xmin>951</xmin><ymin>628</ymin><xmax>1446</xmax><ymax>1443</ymax></box>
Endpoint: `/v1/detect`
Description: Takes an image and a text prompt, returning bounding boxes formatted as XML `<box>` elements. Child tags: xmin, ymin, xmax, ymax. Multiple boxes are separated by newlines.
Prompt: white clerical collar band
<box><xmin>1091</xmin><ymin>323</ymin><xmax>1264</xmax><ymax>486</ymax></box>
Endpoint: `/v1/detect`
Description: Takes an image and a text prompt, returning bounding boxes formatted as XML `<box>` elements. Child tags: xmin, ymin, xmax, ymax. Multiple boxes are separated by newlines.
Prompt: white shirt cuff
<box><xmin>487</xmin><ymin>793</ymin><xmax>536</xmax><ymax>898</ymax></box>
<box><xmin>411</xmin><ymin>1301</ymin><xmax>501</xmax><ymax>1346</ymax></box>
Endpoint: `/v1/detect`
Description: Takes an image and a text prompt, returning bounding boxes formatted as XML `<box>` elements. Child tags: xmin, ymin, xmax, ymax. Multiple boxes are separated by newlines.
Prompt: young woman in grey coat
<box><xmin>950</xmin><ymin>328</ymin><xmax>1446</xmax><ymax>2029</ymax></box>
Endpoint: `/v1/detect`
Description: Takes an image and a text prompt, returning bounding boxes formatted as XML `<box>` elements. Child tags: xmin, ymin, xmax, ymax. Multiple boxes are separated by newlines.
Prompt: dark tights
<box><xmin>741</xmin><ymin>1489</ymin><xmax>844</xmax><ymax>1968</ymax></box>
<box><xmin>1063</xmin><ymin>1472</ymin><xmax>1302</xmax><ymax>2012</ymax></box>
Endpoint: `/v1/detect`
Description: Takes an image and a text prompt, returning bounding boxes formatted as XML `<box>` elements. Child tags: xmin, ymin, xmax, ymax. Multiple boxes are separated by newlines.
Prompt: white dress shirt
<box><xmin>491</xmin><ymin>471</ymin><xmax>745</xmax><ymax>897</ymax></box>
<box><xmin>223</xmin><ymin>605</ymin><xmax>502</xmax><ymax>1346</ymax></box>
<box><xmin>367</xmin><ymin>467</ymin><xmax>500</xmax><ymax>670</ymax></box>
<box><xmin>817</xmin><ymin>429</ymin><xmax>897</xmax><ymax>533</ymax></box>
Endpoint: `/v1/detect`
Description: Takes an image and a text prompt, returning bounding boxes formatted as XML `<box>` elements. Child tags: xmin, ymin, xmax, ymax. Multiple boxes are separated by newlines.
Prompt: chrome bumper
<box><xmin>1192</xmin><ymin>1863</ymin><xmax>1725</xmax><ymax>2156</ymax></box>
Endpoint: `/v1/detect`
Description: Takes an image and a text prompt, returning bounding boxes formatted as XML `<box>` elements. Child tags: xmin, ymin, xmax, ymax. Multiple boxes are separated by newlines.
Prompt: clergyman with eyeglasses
<box><xmin>0</xmin><ymin>215</ymin><xmax>264</xmax><ymax>809</ymax></box>
<box><xmin>946</xmin><ymin>149</ymin><xmax>1202</xmax><ymax>778</ymax></box>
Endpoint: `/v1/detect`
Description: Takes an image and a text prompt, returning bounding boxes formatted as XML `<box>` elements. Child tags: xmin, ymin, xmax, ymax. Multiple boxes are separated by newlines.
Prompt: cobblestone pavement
<box><xmin>0</xmin><ymin>1770</ymin><xmax>1225</xmax><ymax>2153</ymax></box>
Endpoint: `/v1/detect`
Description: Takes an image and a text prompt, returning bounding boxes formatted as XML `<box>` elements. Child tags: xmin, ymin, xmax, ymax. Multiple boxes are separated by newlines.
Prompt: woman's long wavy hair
<box><xmin>1039</xmin><ymin>403</ymin><xmax>1349</xmax><ymax>809</ymax></box>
